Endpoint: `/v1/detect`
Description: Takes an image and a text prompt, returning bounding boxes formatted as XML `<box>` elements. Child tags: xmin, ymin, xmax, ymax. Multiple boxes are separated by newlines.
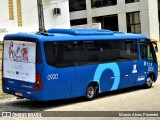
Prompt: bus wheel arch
<box><xmin>90</xmin><ymin>82</ymin><xmax>99</xmax><ymax>94</ymax></box>
<box><xmin>148</xmin><ymin>72</ymin><xmax>156</xmax><ymax>82</ymax></box>
<box><xmin>144</xmin><ymin>73</ymin><xmax>155</xmax><ymax>88</ymax></box>
<box><xmin>85</xmin><ymin>82</ymin><xmax>99</xmax><ymax>100</ymax></box>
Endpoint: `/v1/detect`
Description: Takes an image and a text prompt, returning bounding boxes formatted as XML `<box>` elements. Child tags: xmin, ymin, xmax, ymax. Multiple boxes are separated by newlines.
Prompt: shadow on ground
<box><xmin>0</xmin><ymin>85</ymin><xmax>150</xmax><ymax>111</ymax></box>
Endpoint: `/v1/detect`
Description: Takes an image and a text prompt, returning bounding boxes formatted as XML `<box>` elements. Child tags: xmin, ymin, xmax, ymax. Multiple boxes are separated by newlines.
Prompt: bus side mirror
<box><xmin>155</xmin><ymin>46</ymin><xmax>158</xmax><ymax>53</ymax></box>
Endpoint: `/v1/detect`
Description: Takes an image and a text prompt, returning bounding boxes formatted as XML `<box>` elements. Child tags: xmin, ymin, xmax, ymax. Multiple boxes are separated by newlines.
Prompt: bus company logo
<box><xmin>8</xmin><ymin>81</ymin><xmax>14</xmax><ymax>84</ymax></box>
<box><xmin>11</xmin><ymin>71</ymin><xmax>15</xmax><ymax>74</ymax></box>
<box><xmin>147</xmin><ymin>63</ymin><xmax>154</xmax><ymax>71</ymax></box>
<box><xmin>16</xmin><ymin>71</ymin><xmax>19</xmax><ymax>75</ymax></box>
<box><xmin>25</xmin><ymin>73</ymin><xmax>28</xmax><ymax>76</ymax></box>
<box><xmin>147</xmin><ymin>63</ymin><xmax>153</xmax><ymax>67</ymax></box>
<box><xmin>20</xmin><ymin>72</ymin><xmax>24</xmax><ymax>75</ymax></box>
<box><xmin>132</xmin><ymin>64</ymin><xmax>137</xmax><ymax>73</ymax></box>
<box><xmin>137</xmin><ymin>75</ymin><xmax>145</xmax><ymax>81</ymax></box>
<box><xmin>7</xmin><ymin>70</ymin><xmax>10</xmax><ymax>74</ymax></box>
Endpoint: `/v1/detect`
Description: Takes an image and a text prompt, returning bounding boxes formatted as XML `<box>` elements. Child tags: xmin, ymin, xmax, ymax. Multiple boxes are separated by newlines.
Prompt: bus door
<box><xmin>137</xmin><ymin>41</ymin><xmax>157</xmax><ymax>85</ymax></box>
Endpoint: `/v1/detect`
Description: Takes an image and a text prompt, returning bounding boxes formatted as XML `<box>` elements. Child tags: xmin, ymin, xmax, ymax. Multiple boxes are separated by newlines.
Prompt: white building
<box><xmin>0</xmin><ymin>0</ymin><xmax>70</xmax><ymax>40</ymax></box>
<box><xmin>69</xmin><ymin>0</ymin><xmax>160</xmax><ymax>40</ymax></box>
<box><xmin>0</xmin><ymin>0</ymin><xmax>159</xmax><ymax>40</ymax></box>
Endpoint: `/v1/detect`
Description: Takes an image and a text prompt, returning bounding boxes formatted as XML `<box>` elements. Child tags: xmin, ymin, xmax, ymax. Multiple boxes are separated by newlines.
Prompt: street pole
<box><xmin>37</xmin><ymin>0</ymin><xmax>45</xmax><ymax>33</ymax></box>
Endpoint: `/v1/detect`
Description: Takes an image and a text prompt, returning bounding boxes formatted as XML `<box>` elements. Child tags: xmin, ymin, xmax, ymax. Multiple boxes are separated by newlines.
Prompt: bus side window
<box><xmin>140</xmin><ymin>43</ymin><xmax>147</xmax><ymax>60</ymax></box>
<box><xmin>130</xmin><ymin>41</ymin><xmax>138</xmax><ymax>60</ymax></box>
<box><xmin>99</xmin><ymin>40</ymin><xmax>120</xmax><ymax>62</ymax></box>
<box><xmin>140</xmin><ymin>42</ymin><xmax>157</xmax><ymax>62</ymax></box>
<box><xmin>150</xmin><ymin>44</ymin><xmax>157</xmax><ymax>62</ymax></box>
<box><xmin>121</xmin><ymin>41</ymin><xmax>132</xmax><ymax>60</ymax></box>
<box><xmin>120</xmin><ymin>40</ymin><xmax>138</xmax><ymax>60</ymax></box>
<box><xmin>44</xmin><ymin>42</ymin><xmax>57</xmax><ymax>65</ymax></box>
<box><xmin>84</xmin><ymin>41</ymin><xmax>99</xmax><ymax>62</ymax></box>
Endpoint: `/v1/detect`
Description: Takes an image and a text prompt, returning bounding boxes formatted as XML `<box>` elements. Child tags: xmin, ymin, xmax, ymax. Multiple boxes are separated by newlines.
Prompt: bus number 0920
<box><xmin>47</xmin><ymin>74</ymin><xmax>58</xmax><ymax>80</ymax></box>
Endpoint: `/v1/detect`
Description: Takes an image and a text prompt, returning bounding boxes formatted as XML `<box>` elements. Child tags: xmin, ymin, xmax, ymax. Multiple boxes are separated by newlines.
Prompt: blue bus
<box><xmin>2</xmin><ymin>29</ymin><xmax>158</xmax><ymax>101</ymax></box>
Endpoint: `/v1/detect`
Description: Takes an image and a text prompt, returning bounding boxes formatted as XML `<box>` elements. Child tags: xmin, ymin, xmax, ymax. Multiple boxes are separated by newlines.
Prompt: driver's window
<box><xmin>140</xmin><ymin>42</ymin><xmax>156</xmax><ymax>62</ymax></box>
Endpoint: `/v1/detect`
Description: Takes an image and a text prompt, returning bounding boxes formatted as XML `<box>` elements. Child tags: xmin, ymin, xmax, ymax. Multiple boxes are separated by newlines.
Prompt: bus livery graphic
<box><xmin>94</xmin><ymin>63</ymin><xmax>120</xmax><ymax>92</ymax></box>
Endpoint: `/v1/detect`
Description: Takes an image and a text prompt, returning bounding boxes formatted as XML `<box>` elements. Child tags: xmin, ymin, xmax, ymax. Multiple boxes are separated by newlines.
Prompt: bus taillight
<box><xmin>34</xmin><ymin>73</ymin><xmax>42</xmax><ymax>90</ymax></box>
<box><xmin>2</xmin><ymin>77</ymin><xmax>4</xmax><ymax>85</ymax></box>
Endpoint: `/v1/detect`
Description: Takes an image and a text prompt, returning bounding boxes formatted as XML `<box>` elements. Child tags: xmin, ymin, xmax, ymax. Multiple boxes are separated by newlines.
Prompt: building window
<box><xmin>126</xmin><ymin>12</ymin><xmax>141</xmax><ymax>34</ymax></box>
<box><xmin>91</xmin><ymin>0</ymin><xmax>117</xmax><ymax>8</ymax></box>
<box><xmin>93</xmin><ymin>15</ymin><xmax>119</xmax><ymax>31</ymax></box>
<box><xmin>125</xmin><ymin>0</ymin><xmax>139</xmax><ymax>4</ymax></box>
<box><xmin>70</xmin><ymin>18</ymin><xmax>87</xmax><ymax>26</ymax></box>
<box><xmin>69</xmin><ymin>0</ymin><xmax>86</xmax><ymax>12</ymax></box>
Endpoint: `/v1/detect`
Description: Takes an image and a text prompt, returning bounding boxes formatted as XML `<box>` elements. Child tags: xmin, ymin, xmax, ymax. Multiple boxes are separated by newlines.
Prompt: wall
<box><xmin>70</xmin><ymin>0</ymin><xmax>159</xmax><ymax>40</ymax></box>
<box><xmin>0</xmin><ymin>0</ymin><xmax>70</xmax><ymax>34</ymax></box>
<box><xmin>43</xmin><ymin>0</ymin><xmax>70</xmax><ymax>29</ymax></box>
<box><xmin>140</xmin><ymin>0</ymin><xmax>159</xmax><ymax>40</ymax></box>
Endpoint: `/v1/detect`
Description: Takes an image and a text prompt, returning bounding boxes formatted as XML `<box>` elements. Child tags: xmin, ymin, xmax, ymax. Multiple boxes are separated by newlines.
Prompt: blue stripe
<box><xmin>94</xmin><ymin>63</ymin><xmax>120</xmax><ymax>92</ymax></box>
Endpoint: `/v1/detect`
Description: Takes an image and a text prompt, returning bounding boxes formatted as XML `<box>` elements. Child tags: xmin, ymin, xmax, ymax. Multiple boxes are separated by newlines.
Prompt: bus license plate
<box><xmin>15</xmin><ymin>92</ymin><xmax>23</xmax><ymax>96</ymax></box>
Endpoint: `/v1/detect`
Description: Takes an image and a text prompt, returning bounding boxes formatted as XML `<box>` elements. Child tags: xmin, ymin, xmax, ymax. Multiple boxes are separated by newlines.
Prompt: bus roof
<box><xmin>4</xmin><ymin>29</ymin><xmax>150</xmax><ymax>42</ymax></box>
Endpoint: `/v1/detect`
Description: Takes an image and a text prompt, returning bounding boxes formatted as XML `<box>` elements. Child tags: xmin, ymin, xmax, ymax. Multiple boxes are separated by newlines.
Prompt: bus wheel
<box><xmin>85</xmin><ymin>84</ymin><xmax>97</xmax><ymax>100</ymax></box>
<box><xmin>144</xmin><ymin>76</ymin><xmax>153</xmax><ymax>88</ymax></box>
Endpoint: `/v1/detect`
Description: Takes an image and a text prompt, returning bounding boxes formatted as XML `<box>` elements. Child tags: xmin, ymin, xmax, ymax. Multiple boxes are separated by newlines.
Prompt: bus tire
<box><xmin>144</xmin><ymin>76</ymin><xmax>153</xmax><ymax>88</ymax></box>
<box><xmin>85</xmin><ymin>84</ymin><xmax>97</xmax><ymax>100</ymax></box>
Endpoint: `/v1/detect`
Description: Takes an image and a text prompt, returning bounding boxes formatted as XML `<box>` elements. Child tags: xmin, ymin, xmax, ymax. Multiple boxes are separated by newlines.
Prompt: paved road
<box><xmin>0</xmin><ymin>74</ymin><xmax>160</xmax><ymax>120</ymax></box>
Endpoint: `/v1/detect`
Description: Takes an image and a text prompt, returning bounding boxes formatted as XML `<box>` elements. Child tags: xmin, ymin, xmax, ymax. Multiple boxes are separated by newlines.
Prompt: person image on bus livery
<box><xmin>8</xmin><ymin>41</ymin><xmax>14</xmax><ymax>60</ymax></box>
<box><xmin>22</xmin><ymin>43</ymin><xmax>28</xmax><ymax>62</ymax></box>
<box><xmin>16</xmin><ymin>45</ymin><xmax>22</xmax><ymax>62</ymax></box>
